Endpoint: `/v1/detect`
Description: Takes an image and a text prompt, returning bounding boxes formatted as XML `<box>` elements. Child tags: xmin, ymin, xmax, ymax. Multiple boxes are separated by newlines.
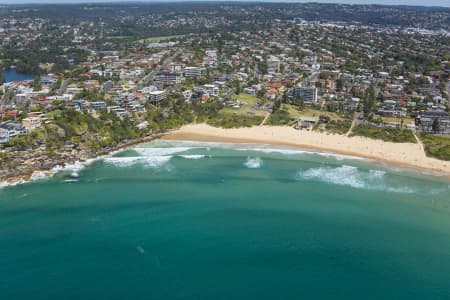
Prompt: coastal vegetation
<box><xmin>221</xmin><ymin>94</ymin><xmax>267</xmax><ymax>117</ymax></box>
<box><xmin>207</xmin><ymin>113</ymin><xmax>263</xmax><ymax>128</ymax></box>
<box><xmin>268</xmin><ymin>109</ymin><xmax>293</xmax><ymax>126</ymax></box>
<box><xmin>419</xmin><ymin>133</ymin><xmax>450</xmax><ymax>161</ymax></box>
<box><xmin>268</xmin><ymin>104</ymin><xmax>352</xmax><ymax>131</ymax></box>
<box><xmin>2</xmin><ymin>109</ymin><xmax>143</xmax><ymax>154</ymax></box>
<box><xmin>198</xmin><ymin>94</ymin><xmax>266</xmax><ymax>128</ymax></box>
<box><xmin>350</xmin><ymin>125</ymin><xmax>416</xmax><ymax>143</ymax></box>
<box><xmin>321</xmin><ymin>120</ymin><xmax>352</xmax><ymax>135</ymax></box>
<box><xmin>0</xmin><ymin>98</ymin><xmax>268</xmax><ymax>167</ymax></box>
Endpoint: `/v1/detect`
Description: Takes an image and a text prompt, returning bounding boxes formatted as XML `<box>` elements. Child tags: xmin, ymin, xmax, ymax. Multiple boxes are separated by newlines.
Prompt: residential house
<box><xmin>22</xmin><ymin>117</ymin><xmax>41</xmax><ymax>131</ymax></box>
<box><xmin>0</xmin><ymin>128</ymin><xmax>9</xmax><ymax>143</ymax></box>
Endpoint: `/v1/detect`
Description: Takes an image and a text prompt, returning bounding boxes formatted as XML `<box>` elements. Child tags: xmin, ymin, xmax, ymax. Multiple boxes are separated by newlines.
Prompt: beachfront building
<box><xmin>293</xmin><ymin>87</ymin><xmax>318</xmax><ymax>103</ymax></box>
<box><xmin>0</xmin><ymin>122</ymin><xmax>27</xmax><ymax>141</ymax></box>
<box><xmin>148</xmin><ymin>90</ymin><xmax>166</xmax><ymax>105</ymax></box>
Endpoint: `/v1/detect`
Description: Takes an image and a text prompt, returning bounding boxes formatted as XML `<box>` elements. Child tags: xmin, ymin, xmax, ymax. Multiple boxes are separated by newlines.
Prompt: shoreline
<box><xmin>162</xmin><ymin>124</ymin><xmax>450</xmax><ymax>178</ymax></box>
<box><xmin>2</xmin><ymin>124</ymin><xmax>450</xmax><ymax>188</ymax></box>
<box><xmin>0</xmin><ymin>132</ymin><xmax>165</xmax><ymax>187</ymax></box>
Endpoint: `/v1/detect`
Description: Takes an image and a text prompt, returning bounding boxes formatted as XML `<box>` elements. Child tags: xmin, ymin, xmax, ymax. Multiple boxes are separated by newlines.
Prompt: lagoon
<box><xmin>1</xmin><ymin>69</ymin><xmax>34</xmax><ymax>83</ymax></box>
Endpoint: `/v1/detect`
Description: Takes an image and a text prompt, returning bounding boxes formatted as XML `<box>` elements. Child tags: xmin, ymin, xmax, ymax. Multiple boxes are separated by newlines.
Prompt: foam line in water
<box><xmin>103</xmin><ymin>156</ymin><xmax>171</xmax><ymax>168</ymax></box>
<box><xmin>236</xmin><ymin>147</ymin><xmax>362</xmax><ymax>161</ymax></box>
<box><xmin>133</xmin><ymin>147</ymin><xmax>195</xmax><ymax>156</ymax></box>
<box><xmin>296</xmin><ymin>165</ymin><xmax>414</xmax><ymax>193</ymax></box>
<box><xmin>244</xmin><ymin>157</ymin><xmax>263</xmax><ymax>169</ymax></box>
<box><xmin>178</xmin><ymin>155</ymin><xmax>207</xmax><ymax>159</ymax></box>
<box><xmin>160</xmin><ymin>140</ymin><xmax>363</xmax><ymax>161</ymax></box>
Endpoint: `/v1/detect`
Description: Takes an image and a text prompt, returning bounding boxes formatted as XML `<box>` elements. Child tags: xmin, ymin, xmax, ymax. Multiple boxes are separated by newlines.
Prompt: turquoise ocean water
<box><xmin>1</xmin><ymin>140</ymin><xmax>450</xmax><ymax>299</ymax></box>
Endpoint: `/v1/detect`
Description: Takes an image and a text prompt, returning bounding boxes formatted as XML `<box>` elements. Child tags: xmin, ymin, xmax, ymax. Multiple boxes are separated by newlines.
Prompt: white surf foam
<box><xmin>103</xmin><ymin>146</ymin><xmax>205</xmax><ymax>167</ymax></box>
<box><xmin>103</xmin><ymin>157</ymin><xmax>142</xmax><ymax>167</ymax></box>
<box><xmin>235</xmin><ymin>147</ymin><xmax>362</xmax><ymax>161</ymax></box>
<box><xmin>52</xmin><ymin>159</ymin><xmax>95</xmax><ymax>174</ymax></box>
<box><xmin>178</xmin><ymin>155</ymin><xmax>207</xmax><ymax>160</ymax></box>
<box><xmin>296</xmin><ymin>165</ymin><xmax>414</xmax><ymax>193</ymax></box>
<box><xmin>103</xmin><ymin>156</ymin><xmax>171</xmax><ymax>168</ymax></box>
<box><xmin>63</xmin><ymin>179</ymin><xmax>79</xmax><ymax>183</ymax></box>
<box><xmin>368</xmin><ymin>169</ymin><xmax>386</xmax><ymax>179</ymax></box>
<box><xmin>244</xmin><ymin>157</ymin><xmax>263</xmax><ymax>169</ymax></box>
<box><xmin>0</xmin><ymin>170</ymin><xmax>55</xmax><ymax>189</ymax></box>
<box><xmin>237</xmin><ymin>148</ymin><xmax>305</xmax><ymax>155</ymax></box>
<box><xmin>163</xmin><ymin>140</ymin><xmax>362</xmax><ymax>161</ymax></box>
<box><xmin>0</xmin><ymin>180</ymin><xmax>23</xmax><ymax>189</ymax></box>
<box><xmin>133</xmin><ymin>147</ymin><xmax>194</xmax><ymax>156</ymax></box>
<box><xmin>298</xmin><ymin>165</ymin><xmax>365</xmax><ymax>188</ymax></box>
<box><xmin>29</xmin><ymin>171</ymin><xmax>53</xmax><ymax>182</ymax></box>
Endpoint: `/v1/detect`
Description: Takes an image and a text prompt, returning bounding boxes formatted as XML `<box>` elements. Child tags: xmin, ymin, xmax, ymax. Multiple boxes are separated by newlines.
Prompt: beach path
<box><xmin>345</xmin><ymin>116</ymin><xmax>357</xmax><ymax>137</ymax></box>
<box><xmin>259</xmin><ymin>112</ymin><xmax>270</xmax><ymax>126</ymax></box>
<box><xmin>413</xmin><ymin>132</ymin><xmax>425</xmax><ymax>153</ymax></box>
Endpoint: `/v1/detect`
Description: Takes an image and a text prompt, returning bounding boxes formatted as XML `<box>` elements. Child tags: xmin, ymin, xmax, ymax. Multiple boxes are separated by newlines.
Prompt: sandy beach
<box><xmin>163</xmin><ymin>124</ymin><xmax>450</xmax><ymax>176</ymax></box>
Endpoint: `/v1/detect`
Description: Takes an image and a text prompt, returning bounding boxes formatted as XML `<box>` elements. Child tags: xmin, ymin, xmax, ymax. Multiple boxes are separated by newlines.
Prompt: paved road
<box><xmin>1</xmin><ymin>87</ymin><xmax>14</xmax><ymax>109</ymax></box>
<box><xmin>56</xmin><ymin>79</ymin><xmax>69</xmax><ymax>95</ymax></box>
<box><xmin>133</xmin><ymin>50</ymin><xmax>182</xmax><ymax>92</ymax></box>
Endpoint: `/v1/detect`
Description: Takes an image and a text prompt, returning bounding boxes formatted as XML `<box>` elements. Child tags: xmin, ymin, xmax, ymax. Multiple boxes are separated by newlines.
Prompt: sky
<box><xmin>2</xmin><ymin>0</ymin><xmax>450</xmax><ymax>8</ymax></box>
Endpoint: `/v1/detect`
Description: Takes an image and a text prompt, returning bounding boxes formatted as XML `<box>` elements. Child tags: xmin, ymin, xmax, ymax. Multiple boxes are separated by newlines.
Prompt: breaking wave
<box><xmin>29</xmin><ymin>171</ymin><xmax>53</xmax><ymax>182</ymax></box>
<box><xmin>133</xmin><ymin>147</ymin><xmax>194</xmax><ymax>156</ymax></box>
<box><xmin>102</xmin><ymin>146</ymin><xmax>207</xmax><ymax>168</ymax></box>
<box><xmin>178</xmin><ymin>155</ymin><xmax>207</xmax><ymax>159</ymax></box>
<box><xmin>100</xmin><ymin>146</ymin><xmax>197</xmax><ymax>168</ymax></box>
<box><xmin>296</xmin><ymin>165</ymin><xmax>414</xmax><ymax>193</ymax></box>
<box><xmin>52</xmin><ymin>160</ymin><xmax>91</xmax><ymax>173</ymax></box>
<box><xmin>103</xmin><ymin>156</ymin><xmax>171</xmax><ymax>168</ymax></box>
<box><xmin>244</xmin><ymin>157</ymin><xmax>263</xmax><ymax>169</ymax></box>
<box><xmin>0</xmin><ymin>169</ymin><xmax>58</xmax><ymax>189</ymax></box>
<box><xmin>235</xmin><ymin>146</ymin><xmax>362</xmax><ymax>161</ymax></box>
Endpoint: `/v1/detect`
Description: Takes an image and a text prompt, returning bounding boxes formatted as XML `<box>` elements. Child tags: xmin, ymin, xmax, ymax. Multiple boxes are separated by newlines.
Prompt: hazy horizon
<box><xmin>2</xmin><ymin>0</ymin><xmax>450</xmax><ymax>9</ymax></box>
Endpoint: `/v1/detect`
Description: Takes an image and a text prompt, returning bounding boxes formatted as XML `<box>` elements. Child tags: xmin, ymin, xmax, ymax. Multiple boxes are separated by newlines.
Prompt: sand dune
<box><xmin>163</xmin><ymin>124</ymin><xmax>450</xmax><ymax>176</ymax></box>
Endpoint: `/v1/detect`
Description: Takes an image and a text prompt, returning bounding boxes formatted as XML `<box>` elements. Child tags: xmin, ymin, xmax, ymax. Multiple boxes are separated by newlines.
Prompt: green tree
<box><xmin>32</xmin><ymin>75</ymin><xmax>42</xmax><ymax>91</ymax></box>
<box><xmin>363</xmin><ymin>85</ymin><xmax>376</xmax><ymax>117</ymax></box>
<box><xmin>336</xmin><ymin>77</ymin><xmax>345</xmax><ymax>92</ymax></box>
<box><xmin>432</xmin><ymin>118</ymin><xmax>440</xmax><ymax>133</ymax></box>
